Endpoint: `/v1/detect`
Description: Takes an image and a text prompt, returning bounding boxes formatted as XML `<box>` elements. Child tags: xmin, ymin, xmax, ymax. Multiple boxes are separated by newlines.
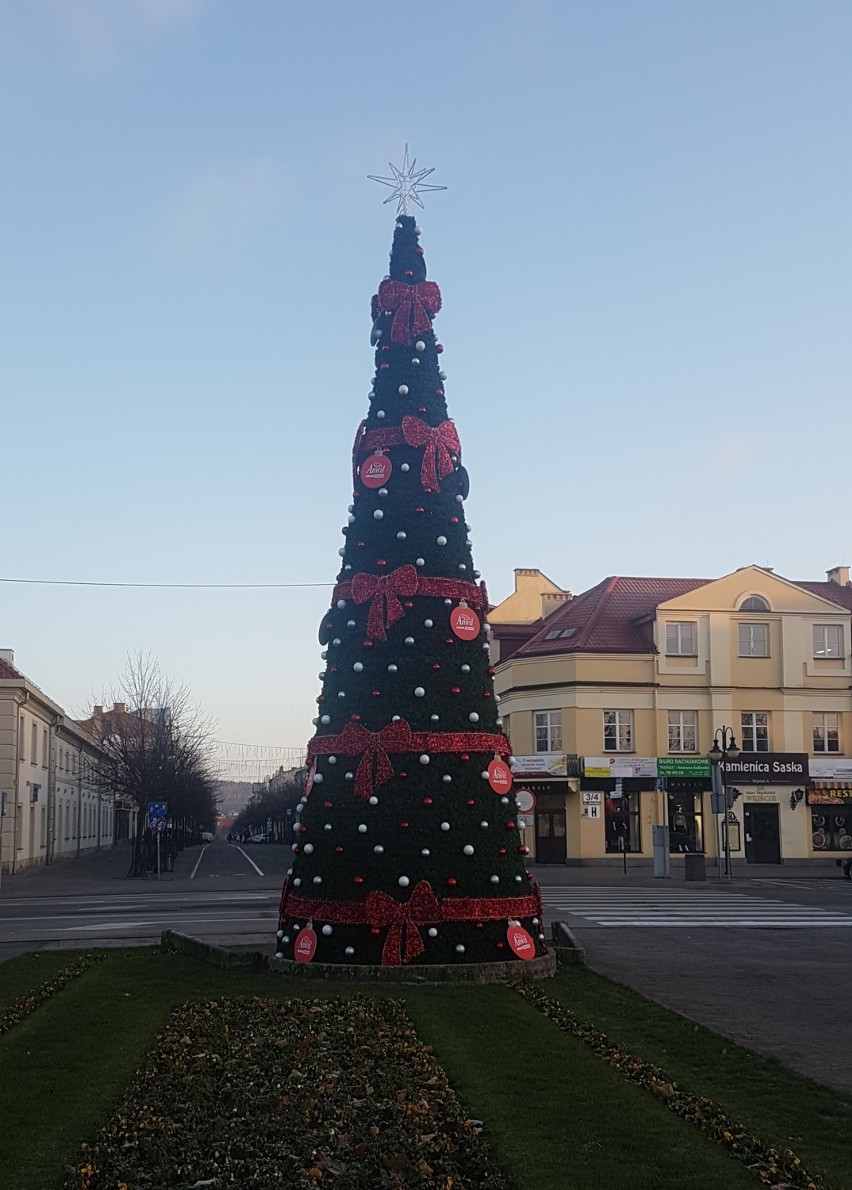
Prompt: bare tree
<box><xmin>83</xmin><ymin>652</ymin><xmax>218</xmax><ymax>877</ymax></box>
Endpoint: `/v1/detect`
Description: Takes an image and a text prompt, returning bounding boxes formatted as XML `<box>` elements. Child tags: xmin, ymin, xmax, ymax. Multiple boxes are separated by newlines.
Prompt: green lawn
<box><xmin>0</xmin><ymin>948</ymin><xmax>845</xmax><ymax>1189</ymax></box>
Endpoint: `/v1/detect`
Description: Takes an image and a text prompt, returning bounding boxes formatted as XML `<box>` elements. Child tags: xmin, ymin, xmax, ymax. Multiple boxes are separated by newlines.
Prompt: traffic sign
<box><xmin>147</xmin><ymin>801</ymin><xmax>168</xmax><ymax>833</ymax></box>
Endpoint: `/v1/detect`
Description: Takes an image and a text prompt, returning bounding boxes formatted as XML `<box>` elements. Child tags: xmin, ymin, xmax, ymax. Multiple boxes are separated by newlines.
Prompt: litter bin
<box><xmin>684</xmin><ymin>853</ymin><xmax>706</xmax><ymax>881</ymax></box>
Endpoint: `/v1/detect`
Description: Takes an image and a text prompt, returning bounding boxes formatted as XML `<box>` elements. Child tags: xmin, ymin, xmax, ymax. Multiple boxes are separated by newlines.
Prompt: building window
<box><xmin>813</xmin><ymin>713</ymin><xmax>840</xmax><ymax>754</ymax></box>
<box><xmin>42</xmin><ymin>729</ymin><xmax>48</xmax><ymax>768</ymax></box>
<box><xmin>738</xmin><ymin>623</ymin><xmax>768</xmax><ymax>657</ymax></box>
<box><xmin>741</xmin><ymin>711</ymin><xmax>769</xmax><ymax>752</ymax></box>
<box><xmin>19</xmin><ymin>715</ymin><xmax>25</xmax><ymax>761</ymax></box>
<box><xmin>603</xmin><ymin>710</ymin><xmax>633</xmax><ymax>752</ymax></box>
<box><xmin>668</xmin><ymin>711</ymin><xmax>697</xmax><ymax>754</ymax></box>
<box><xmin>740</xmin><ymin>595</ymin><xmax>770</xmax><ymax>612</ymax></box>
<box><xmin>665</xmin><ymin>622</ymin><xmax>697</xmax><ymax>656</ymax></box>
<box><xmin>605</xmin><ymin>790</ymin><xmax>641</xmax><ymax>853</ymax></box>
<box><xmin>534</xmin><ymin>710</ymin><xmax>562</xmax><ymax>752</ymax></box>
<box><xmin>814</xmin><ymin>625</ymin><xmax>844</xmax><ymax>659</ymax></box>
<box><xmin>668</xmin><ymin>793</ymin><xmax>704</xmax><ymax>853</ymax></box>
<box><xmin>31</xmin><ymin>722</ymin><xmax>37</xmax><ymax>764</ymax></box>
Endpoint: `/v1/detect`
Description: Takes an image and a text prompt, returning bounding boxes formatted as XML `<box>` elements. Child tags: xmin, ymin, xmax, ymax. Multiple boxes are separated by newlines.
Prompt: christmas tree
<box><xmin>276</xmin><ymin>166</ymin><xmax>544</xmax><ymax>968</ymax></box>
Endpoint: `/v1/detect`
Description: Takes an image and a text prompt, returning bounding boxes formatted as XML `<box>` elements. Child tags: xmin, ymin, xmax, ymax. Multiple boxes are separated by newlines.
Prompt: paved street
<box><xmin>3</xmin><ymin>842</ymin><xmax>852</xmax><ymax>1092</ymax></box>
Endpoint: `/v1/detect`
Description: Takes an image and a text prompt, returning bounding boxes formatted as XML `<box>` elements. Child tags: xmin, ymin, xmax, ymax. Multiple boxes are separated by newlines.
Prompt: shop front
<box><xmin>581</xmin><ymin>757</ymin><xmax>658</xmax><ymax>861</ymax></box>
<box><xmin>807</xmin><ymin>759</ymin><xmax>852</xmax><ymax>857</ymax></box>
<box><xmin>510</xmin><ymin>753</ymin><xmax>575</xmax><ymax>865</ymax></box>
<box><xmin>719</xmin><ymin>752</ymin><xmax>807</xmax><ymax>865</ymax></box>
<box><xmin>657</xmin><ymin>758</ymin><xmax>712</xmax><ymax>855</ymax></box>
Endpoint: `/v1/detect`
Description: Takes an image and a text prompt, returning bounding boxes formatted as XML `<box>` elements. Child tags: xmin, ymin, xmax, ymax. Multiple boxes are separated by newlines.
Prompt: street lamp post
<box><xmin>709</xmin><ymin>727</ymin><xmax>740</xmax><ymax>882</ymax></box>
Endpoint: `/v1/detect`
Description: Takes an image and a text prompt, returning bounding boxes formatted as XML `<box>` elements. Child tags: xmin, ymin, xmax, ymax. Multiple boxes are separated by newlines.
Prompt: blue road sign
<box><xmin>147</xmin><ymin>801</ymin><xmax>168</xmax><ymax>833</ymax></box>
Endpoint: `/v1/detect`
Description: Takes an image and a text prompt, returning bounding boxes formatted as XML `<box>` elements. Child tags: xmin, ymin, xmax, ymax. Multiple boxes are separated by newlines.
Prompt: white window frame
<box><xmin>741</xmin><ymin>711</ymin><xmax>770</xmax><ymax>752</ymax></box>
<box><xmin>813</xmin><ymin>624</ymin><xmax>844</xmax><ymax>659</ymax></box>
<box><xmin>603</xmin><ymin>709</ymin><xmax>633</xmax><ymax>753</ymax></box>
<box><xmin>813</xmin><ymin>712</ymin><xmax>840</xmax><ymax>754</ymax></box>
<box><xmin>738</xmin><ymin>622</ymin><xmax>768</xmax><ymax>657</ymax></box>
<box><xmin>665</xmin><ymin>622</ymin><xmax>697</xmax><ymax>656</ymax></box>
<box><xmin>534</xmin><ymin>710</ymin><xmax>562</xmax><ymax>753</ymax></box>
<box><xmin>667</xmin><ymin>710</ymin><xmax>697</xmax><ymax>754</ymax></box>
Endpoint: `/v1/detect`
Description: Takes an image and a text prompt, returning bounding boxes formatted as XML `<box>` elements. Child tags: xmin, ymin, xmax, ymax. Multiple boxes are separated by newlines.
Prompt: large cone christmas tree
<box><xmin>276</xmin><ymin>211</ymin><xmax>545</xmax><ymax>968</ymax></box>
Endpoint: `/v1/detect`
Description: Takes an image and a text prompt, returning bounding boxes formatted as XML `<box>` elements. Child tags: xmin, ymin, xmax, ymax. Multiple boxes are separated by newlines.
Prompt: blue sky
<box><xmin>1</xmin><ymin>1</ymin><xmax>850</xmax><ymax>773</ymax></box>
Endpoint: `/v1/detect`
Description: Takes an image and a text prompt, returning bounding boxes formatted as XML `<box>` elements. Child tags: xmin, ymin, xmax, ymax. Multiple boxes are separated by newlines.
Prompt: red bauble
<box><xmin>466</xmin><ymin>799</ymin><xmax>475</xmax><ymax>806</ymax></box>
<box><xmin>372</xmin><ymin>690</ymin><xmax>381</xmax><ymax>697</ymax></box>
<box><xmin>450</xmin><ymin>604</ymin><xmax>480</xmax><ymax>641</ymax></box>
<box><xmin>360</xmin><ymin>453</ymin><xmax>392</xmax><ymax>489</ymax></box>
<box><xmin>461</xmin><ymin>754</ymin><xmax>470</xmax><ymax>761</ymax></box>
<box><xmin>507</xmin><ymin>925</ymin><xmax>536</xmax><ymax>960</ymax></box>
<box><xmin>324</xmin><ymin>801</ymin><xmax>333</xmax><ymax>808</ymax></box>
<box><xmin>354</xmin><ymin>876</ymin><xmax>364</xmax><ymax>884</ymax></box>
<box><xmin>418</xmin><ymin>406</ymin><xmax>427</xmax><ymax>413</ymax></box>
<box><xmin>451</xmin><ymin>687</ymin><xmax>460</xmax><ymax>695</ymax></box>
<box><xmin>432</xmin><ymin>663</ymin><xmax>441</xmax><ymax>670</ymax></box>
<box><xmin>423</xmin><ymin>797</ymin><xmax>433</xmax><ymax>805</ymax></box>
<box><xmin>447</xmin><ymin>878</ymin><xmax>457</xmax><ymax>886</ymax></box>
<box><xmin>499</xmin><ymin>848</ymin><xmax>507</xmax><ymax>855</ymax></box>
<box><xmin>363</xmin><ymin>641</ymin><xmax>373</xmax><ymax>648</ymax></box>
<box><xmin>405</xmin><ymin>269</ymin><xmax>414</xmax><ymax>276</ymax></box>
<box><xmin>518</xmin><ymin>845</ymin><xmax>529</xmax><ymax>854</ymax></box>
<box><xmin>351</xmin><ymin>714</ymin><xmax>361</xmax><ymax>722</ymax></box>
<box><xmin>400</xmin><ymin>821</ymin><xmax>409</xmax><ymax>828</ymax></box>
<box><xmin>450</xmin><ymin>516</ymin><xmax>459</xmax><ymax>524</ymax></box>
<box><xmin>436</xmin><ymin>344</ymin><xmax>444</xmax><ymax>353</ymax></box>
<box><xmin>335</xmin><ymin>845</ymin><xmax>344</xmax><ymax>853</ymax></box>
<box><xmin>377</xmin><ymin>559</ymin><xmax>387</xmax><ymax>567</ymax></box>
<box><xmin>294</xmin><ymin>927</ymin><xmax>317</xmax><ymax>963</ymax></box>
<box><xmin>380</xmin><ymin>362</ymin><xmax>389</xmax><ymax>369</ymax></box>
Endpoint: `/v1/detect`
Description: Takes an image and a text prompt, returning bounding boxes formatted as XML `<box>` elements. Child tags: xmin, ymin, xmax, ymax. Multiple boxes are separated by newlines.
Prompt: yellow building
<box><xmin>491</xmin><ymin>565</ymin><xmax>852</xmax><ymax>869</ymax></box>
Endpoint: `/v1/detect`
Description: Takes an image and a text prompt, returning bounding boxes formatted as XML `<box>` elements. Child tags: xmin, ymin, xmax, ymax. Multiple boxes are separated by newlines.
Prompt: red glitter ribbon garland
<box><xmin>351</xmin><ymin>565</ymin><xmax>419</xmax><ymax>640</ymax></box>
<box><xmin>353</xmin><ymin>419</ymin><xmax>462</xmax><ymax>495</ymax></box>
<box><xmin>334</xmin><ymin>570</ymin><xmax>486</xmax><ymax>639</ymax></box>
<box><xmin>377</xmin><ymin>278</ymin><xmax>442</xmax><ymax>344</ymax></box>
<box><xmin>280</xmin><ymin>879</ymin><xmax>543</xmax><ymax>965</ymax></box>
<box><xmin>401</xmin><ymin>417</ymin><xmax>461</xmax><ymax>493</ymax></box>
<box><xmin>307</xmin><ymin>719</ymin><xmax>510</xmax><ymax>799</ymax></box>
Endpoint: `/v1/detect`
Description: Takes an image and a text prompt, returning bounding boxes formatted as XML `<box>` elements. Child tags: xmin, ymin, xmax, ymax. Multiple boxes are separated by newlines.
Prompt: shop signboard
<box><xmin>657</xmin><ymin>757</ymin><xmax>711</xmax><ymax>779</ymax></box>
<box><xmin>719</xmin><ymin>752</ymin><xmax>807</xmax><ymax>785</ymax></box>
<box><xmin>582</xmin><ymin>757</ymin><xmax>657</xmax><ymax>778</ymax></box>
<box><xmin>808</xmin><ymin>758</ymin><xmax>852</xmax><ymax>780</ymax></box>
<box><xmin>511</xmin><ymin>753</ymin><xmax>568</xmax><ymax>777</ymax></box>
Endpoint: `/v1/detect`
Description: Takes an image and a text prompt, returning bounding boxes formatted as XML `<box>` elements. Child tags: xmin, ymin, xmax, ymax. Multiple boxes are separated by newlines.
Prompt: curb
<box><xmin>160</xmin><ymin>930</ymin><xmax>267</xmax><ymax>972</ymax></box>
<box><xmin>271</xmin><ymin>948</ymin><xmax>558</xmax><ymax>983</ymax></box>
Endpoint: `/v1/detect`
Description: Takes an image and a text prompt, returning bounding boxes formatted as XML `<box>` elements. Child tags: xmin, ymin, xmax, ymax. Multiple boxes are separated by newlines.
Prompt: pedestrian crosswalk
<box><xmin>540</xmin><ymin>887</ymin><xmax>852</xmax><ymax>927</ymax></box>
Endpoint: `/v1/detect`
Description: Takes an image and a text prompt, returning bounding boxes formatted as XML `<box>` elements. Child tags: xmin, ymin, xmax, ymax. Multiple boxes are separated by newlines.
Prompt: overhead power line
<box><xmin>0</xmin><ymin>577</ymin><xmax>332</xmax><ymax>590</ymax></box>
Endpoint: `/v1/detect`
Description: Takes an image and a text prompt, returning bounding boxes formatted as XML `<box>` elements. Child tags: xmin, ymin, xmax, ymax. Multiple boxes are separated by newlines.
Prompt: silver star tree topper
<box><xmin>368</xmin><ymin>145</ymin><xmax>446</xmax><ymax>215</ymax></box>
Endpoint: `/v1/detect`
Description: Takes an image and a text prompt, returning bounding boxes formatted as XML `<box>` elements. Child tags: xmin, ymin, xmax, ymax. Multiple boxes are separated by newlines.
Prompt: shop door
<box><xmin>744</xmin><ymin>804</ymin><xmax>781</xmax><ymax>864</ymax></box>
<box><xmin>535</xmin><ymin>808</ymin><xmax>567</xmax><ymax>864</ymax></box>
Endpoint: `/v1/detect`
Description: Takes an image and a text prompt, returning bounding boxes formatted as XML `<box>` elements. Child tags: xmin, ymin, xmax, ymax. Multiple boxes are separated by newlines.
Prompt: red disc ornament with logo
<box><xmin>294</xmin><ymin>926</ymin><xmax>318</xmax><ymax>963</ymax></box>
<box><xmin>360</xmin><ymin>452</ymin><xmax>392</xmax><ymax>489</ymax></box>
<box><xmin>487</xmin><ymin>757</ymin><xmax>513</xmax><ymax>795</ymax></box>
<box><xmin>305</xmin><ymin>763</ymin><xmax>316</xmax><ymax>797</ymax></box>
<box><xmin>450</xmin><ymin>602</ymin><xmax>480</xmax><ymax>640</ymax></box>
<box><xmin>507</xmin><ymin>924</ymin><xmax>536</xmax><ymax>960</ymax></box>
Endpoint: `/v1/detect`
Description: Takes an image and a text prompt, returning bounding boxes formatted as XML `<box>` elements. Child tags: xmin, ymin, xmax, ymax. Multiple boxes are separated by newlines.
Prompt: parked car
<box><xmin>843</xmin><ymin>856</ymin><xmax>852</xmax><ymax>879</ymax></box>
<box><xmin>200</xmin><ymin>830</ymin><xmax>214</xmax><ymax>843</ymax></box>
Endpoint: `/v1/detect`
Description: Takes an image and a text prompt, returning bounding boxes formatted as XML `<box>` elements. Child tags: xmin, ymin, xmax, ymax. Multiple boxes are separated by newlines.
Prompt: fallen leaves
<box><xmin>67</xmin><ymin>996</ymin><xmax>513</xmax><ymax>1188</ymax></box>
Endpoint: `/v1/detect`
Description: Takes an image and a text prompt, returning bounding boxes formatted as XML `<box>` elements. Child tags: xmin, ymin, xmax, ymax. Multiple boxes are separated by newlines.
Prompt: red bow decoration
<box><xmin>366</xmin><ymin>881</ymin><xmax>440</xmax><ymax>965</ymax></box>
<box><xmin>377</xmin><ymin>278</ymin><xmax>442</xmax><ymax>344</ymax></box>
<box><xmin>402</xmin><ymin>416</ymin><xmax>461</xmax><ymax>493</ymax></box>
<box><xmin>351</xmin><ymin>565</ymin><xmax>419</xmax><ymax>640</ymax></box>
<box><xmin>326</xmin><ymin>719</ymin><xmax>415</xmax><ymax>799</ymax></box>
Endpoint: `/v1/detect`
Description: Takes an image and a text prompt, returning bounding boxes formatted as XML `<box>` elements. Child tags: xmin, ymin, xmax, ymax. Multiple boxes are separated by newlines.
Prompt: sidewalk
<box><xmin>0</xmin><ymin>842</ymin><xmax>203</xmax><ymax>896</ymax></box>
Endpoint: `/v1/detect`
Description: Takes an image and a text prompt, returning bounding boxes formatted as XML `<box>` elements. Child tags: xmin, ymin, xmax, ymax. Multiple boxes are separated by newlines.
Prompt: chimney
<box><xmin>541</xmin><ymin>591</ymin><xmax>573</xmax><ymax>618</ymax></box>
<box><xmin>92</xmin><ymin>705</ymin><xmax>103</xmax><ymax>717</ymax></box>
<box><xmin>0</xmin><ymin>649</ymin><xmax>14</xmax><ymax>666</ymax></box>
<box><xmin>826</xmin><ymin>565</ymin><xmax>850</xmax><ymax>586</ymax></box>
<box><xmin>113</xmin><ymin>702</ymin><xmax>127</xmax><ymax>714</ymax></box>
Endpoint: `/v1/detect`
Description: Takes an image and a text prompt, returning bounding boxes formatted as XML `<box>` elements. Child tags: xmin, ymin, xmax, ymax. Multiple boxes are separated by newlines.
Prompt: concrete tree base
<box><xmin>270</xmin><ymin>949</ymin><xmax>557</xmax><ymax>984</ymax></box>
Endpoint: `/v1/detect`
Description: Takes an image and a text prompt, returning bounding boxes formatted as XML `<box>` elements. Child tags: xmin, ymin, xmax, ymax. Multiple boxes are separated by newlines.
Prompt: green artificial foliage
<box><xmin>277</xmin><ymin>216</ymin><xmax>541</xmax><ymax>967</ymax></box>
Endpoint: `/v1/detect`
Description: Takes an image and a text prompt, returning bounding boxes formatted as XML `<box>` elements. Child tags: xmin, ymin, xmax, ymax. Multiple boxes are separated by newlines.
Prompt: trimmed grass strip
<box><xmin>68</xmin><ymin>995</ymin><xmax>515</xmax><ymax>1189</ymax></box>
<box><xmin>550</xmin><ymin>966</ymin><xmax>852</xmax><ymax>1190</ymax></box>
<box><xmin>515</xmin><ymin>979</ymin><xmax>829</xmax><ymax>1190</ymax></box>
<box><xmin>0</xmin><ymin>952</ymin><xmax>104</xmax><ymax>1036</ymax></box>
<box><xmin>402</xmin><ymin>983</ymin><xmax>759</xmax><ymax>1190</ymax></box>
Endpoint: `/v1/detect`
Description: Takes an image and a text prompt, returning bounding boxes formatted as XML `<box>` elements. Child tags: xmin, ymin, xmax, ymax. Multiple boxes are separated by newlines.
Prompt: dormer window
<box><xmin>665</xmin><ymin>622</ymin><xmax>696</xmax><ymax>656</ymax></box>
<box><xmin>740</xmin><ymin>595</ymin><xmax>770</xmax><ymax>612</ymax></box>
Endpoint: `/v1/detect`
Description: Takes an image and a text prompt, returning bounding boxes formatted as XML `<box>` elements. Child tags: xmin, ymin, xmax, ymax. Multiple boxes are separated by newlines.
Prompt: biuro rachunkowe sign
<box><xmin>720</xmin><ymin>752</ymin><xmax>808</xmax><ymax>784</ymax></box>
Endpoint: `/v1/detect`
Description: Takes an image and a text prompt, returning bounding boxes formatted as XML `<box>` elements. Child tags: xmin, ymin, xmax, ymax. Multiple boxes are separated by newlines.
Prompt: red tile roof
<box><xmin>0</xmin><ymin>656</ymin><xmax>25</xmax><ymax>680</ymax></box>
<box><xmin>511</xmin><ymin>576</ymin><xmax>711</xmax><ymax>657</ymax></box>
<box><xmin>794</xmin><ymin>581</ymin><xmax>852</xmax><ymax>611</ymax></box>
